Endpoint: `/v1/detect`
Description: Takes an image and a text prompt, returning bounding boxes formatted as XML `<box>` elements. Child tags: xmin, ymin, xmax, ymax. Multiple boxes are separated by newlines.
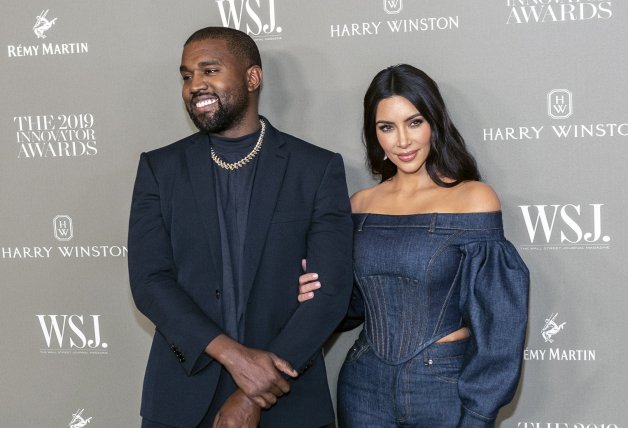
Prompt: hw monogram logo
<box><xmin>547</xmin><ymin>89</ymin><xmax>573</xmax><ymax>119</ymax></box>
<box><xmin>383</xmin><ymin>0</ymin><xmax>403</xmax><ymax>14</ymax></box>
<box><xmin>54</xmin><ymin>215</ymin><xmax>73</xmax><ymax>241</ymax></box>
<box><xmin>215</xmin><ymin>0</ymin><xmax>282</xmax><ymax>38</ymax></box>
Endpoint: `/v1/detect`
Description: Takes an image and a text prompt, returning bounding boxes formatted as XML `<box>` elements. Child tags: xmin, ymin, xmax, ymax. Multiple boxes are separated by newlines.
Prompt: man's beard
<box><xmin>187</xmin><ymin>90</ymin><xmax>249</xmax><ymax>134</ymax></box>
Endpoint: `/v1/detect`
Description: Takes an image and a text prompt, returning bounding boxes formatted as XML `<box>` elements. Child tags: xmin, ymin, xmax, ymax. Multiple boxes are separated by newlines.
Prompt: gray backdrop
<box><xmin>1</xmin><ymin>1</ymin><xmax>625</xmax><ymax>426</ymax></box>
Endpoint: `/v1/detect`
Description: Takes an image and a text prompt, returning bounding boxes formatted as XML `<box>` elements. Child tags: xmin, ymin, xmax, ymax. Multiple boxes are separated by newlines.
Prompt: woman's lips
<box><xmin>397</xmin><ymin>150</ymin><xmax>417</xmax><ymax>162</ymax></box>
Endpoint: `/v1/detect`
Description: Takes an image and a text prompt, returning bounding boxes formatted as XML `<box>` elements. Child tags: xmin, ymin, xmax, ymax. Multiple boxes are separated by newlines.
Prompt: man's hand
<box><xmin>205</xmin><ymin>335</ymin><xmax>297</xmax><ymax>408</ymax></box>
<box><xmin>212</xmin><ymin>390</ymin><xmax>261</xmax><ymax>428</ymax></box>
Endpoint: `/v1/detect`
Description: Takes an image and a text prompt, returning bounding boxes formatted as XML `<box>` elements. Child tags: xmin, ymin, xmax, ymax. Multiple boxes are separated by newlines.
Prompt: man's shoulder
<box><xmin>134</xmin><ymin>133</ymin><xmax>206</xmax><ymax>180</ymax></box>
<box><xmin>270</xmin><ymin>124</ymin><xmax>336</xmax><ymax>165</ymax></box>
<box><xmin>145</xmin><ymin>132</ymin><xmax>204</xmax><ymax>160</ymax></box>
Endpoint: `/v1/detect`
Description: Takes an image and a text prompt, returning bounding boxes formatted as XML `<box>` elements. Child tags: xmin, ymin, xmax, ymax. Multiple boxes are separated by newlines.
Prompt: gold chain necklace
<box><xmin>210</xmin><ymin>119</ymin><xmax>265</xmax><ymax>171</ymax></box>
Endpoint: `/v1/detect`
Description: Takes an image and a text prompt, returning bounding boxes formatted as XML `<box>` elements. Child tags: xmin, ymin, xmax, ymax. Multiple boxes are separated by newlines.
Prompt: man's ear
<box><xmin>246</xmin><ymin>65</ymin><xmax>263</xmax><ymax>92</ymax></box>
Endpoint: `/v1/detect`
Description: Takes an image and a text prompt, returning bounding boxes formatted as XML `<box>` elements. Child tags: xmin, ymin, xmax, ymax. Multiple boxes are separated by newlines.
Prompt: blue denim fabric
<box><xmin>339</xmin><ymin>335</ymin><xmax>468</xmax><ymax>427</ymax></box>
<box><xmin>341</xmin><ymin>212</ymin><xmax>529</xmax><ymax>427</ymax></box>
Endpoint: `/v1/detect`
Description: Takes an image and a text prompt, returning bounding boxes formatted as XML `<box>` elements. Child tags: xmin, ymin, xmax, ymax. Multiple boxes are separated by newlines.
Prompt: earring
<box><xmin>383</xmin><ymin>154</ymin><xmax>388</xmax><ymax>161</ymax></box>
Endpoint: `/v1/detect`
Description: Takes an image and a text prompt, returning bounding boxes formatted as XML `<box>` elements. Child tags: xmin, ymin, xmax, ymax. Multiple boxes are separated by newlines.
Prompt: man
<box><xmin>128</xmin><ymin>27</ymin><xmax>353</xmax><ymax>428</ymax></box>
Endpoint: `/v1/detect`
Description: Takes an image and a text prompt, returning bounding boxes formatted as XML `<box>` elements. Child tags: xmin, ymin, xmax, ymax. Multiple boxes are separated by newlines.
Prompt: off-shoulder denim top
<box><xmin>347</xmin><ymin>211</ymin><xmax>529</xmax><ymax>424</ymax></box>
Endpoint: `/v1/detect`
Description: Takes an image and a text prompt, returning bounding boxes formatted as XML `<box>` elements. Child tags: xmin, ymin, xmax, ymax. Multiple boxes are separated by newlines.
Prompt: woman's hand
<box><xmin>298</xmin><ymin>259</ymin><xmax>321</xmax><ymax>303</ymax></box>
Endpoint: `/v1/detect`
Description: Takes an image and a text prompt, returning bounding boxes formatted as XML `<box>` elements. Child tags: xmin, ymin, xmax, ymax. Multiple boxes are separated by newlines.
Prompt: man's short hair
<box><xmin>185</xmin><ymin>26</ymin><xmax>262</xmax><ymax>69</ymax></box>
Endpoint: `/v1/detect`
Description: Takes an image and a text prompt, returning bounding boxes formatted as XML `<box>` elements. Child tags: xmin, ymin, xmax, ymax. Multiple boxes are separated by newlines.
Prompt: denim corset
<box><xmin>352</xmin><ymin>212</ymin><xmax>524</xmax><ymax>365</ymax></box>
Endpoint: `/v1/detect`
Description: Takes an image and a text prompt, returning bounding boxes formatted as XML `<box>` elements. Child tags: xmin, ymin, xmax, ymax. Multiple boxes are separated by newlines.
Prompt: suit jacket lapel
<box><xmin>185</xmin><ymin>133</ymin><xmax>223</xmax><ymax>284</ymax></box>
<box><xmin>241</xmin><ymin>123</ymin><xmax>288</xmax><ymax>310</ymax></box>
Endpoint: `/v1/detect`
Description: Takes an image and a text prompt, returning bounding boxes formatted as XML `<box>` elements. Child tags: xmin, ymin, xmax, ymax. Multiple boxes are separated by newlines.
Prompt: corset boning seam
<box><xmin>360</xmin><ymin>274</ymin><xmax>432</xmax><ymax>364</ymax></box>
<box><xmin>429</xmin><ymin>230</ymin><xmax>466</xmax><ymax>337</ymax></box>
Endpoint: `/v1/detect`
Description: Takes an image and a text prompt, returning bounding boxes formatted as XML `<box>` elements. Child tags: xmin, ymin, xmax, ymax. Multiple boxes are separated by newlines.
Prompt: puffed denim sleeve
<box><xmin>457</xmin><ymin>239</ymin><xmax>529</xmax><ymax>428</ymax></box>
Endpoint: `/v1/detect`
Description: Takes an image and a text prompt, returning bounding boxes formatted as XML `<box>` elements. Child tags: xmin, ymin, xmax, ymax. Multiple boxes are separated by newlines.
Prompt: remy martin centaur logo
<box><xmin>7</xmin><ymin>9</ymin><xmax>89</xmax><ymax>58</ymax></box>
<box><xmin>33</xmin><ymin>9</ymin><xmax>57</xmax><ymax>39</ymax></box>
<box><xmin>541</xmin><ymin>313</ymin><xmax>566</xmax><ymax>343</ymax></box>
<box><xmin>524</xmin><ymin>311</ymin><xmax>597</xmax><ymax>362</ymax></box>
<box><xmin>69</xmin><ymin>408</ymin><xmax>93</xmax><ymax>427</ymax></box>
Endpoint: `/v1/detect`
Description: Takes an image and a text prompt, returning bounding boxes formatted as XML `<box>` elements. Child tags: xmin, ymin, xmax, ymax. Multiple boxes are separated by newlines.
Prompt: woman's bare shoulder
<box><xmin>350</xmin><ymin>184</ymin><xmax>382</xmax><ymax>213</ymax></box>
<box><xmin>457</xmin><ymin>181</ymin><xmax>501</xmax><ymax>213</ymax></box>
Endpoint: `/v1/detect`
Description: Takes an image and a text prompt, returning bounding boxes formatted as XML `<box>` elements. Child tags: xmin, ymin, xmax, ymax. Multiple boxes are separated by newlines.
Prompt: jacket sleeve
<box><xmin>128</xmin><ymin>152</ymin><xmax>223</xmax><ymax>375</ymax></box>
<box><xmin>457</xmin><ymin>239</ymin><xmax>529</xmax><ymax>428</ymax></box>
<box><xmin>338</xmin><ymin>282</ymin><xmax>365</xmax><ymax>332</ymax></box>
<box><xmin>266</xmin><ymin>153</ymin><xmax>354</xmax><ymax>373</ymax></box>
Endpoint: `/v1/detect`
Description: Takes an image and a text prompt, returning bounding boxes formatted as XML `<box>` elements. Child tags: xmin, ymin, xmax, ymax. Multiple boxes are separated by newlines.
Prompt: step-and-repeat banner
<box><xmin>1</xmin><ymin>1</ymin><xmax>626</xmax><ymax>426</ymax></box>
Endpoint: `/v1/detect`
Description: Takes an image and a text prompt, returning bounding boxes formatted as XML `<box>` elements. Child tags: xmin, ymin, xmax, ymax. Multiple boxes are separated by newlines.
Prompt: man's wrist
<box><xmin>234</xmin><ymin>389</ymin><xmax>260</xmax><ymax>409</ymax></box>
<box><xmin>204</xmin><ymin>334</ymin><xmax>244</xmax><ymax>370</ymax></box>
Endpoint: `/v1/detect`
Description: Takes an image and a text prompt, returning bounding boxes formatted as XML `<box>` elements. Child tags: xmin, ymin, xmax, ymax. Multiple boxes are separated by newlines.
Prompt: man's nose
<box><xmin>190</xmin><ymin>73</ymin><xmax>208</xmax><ymax>92</ymax></box>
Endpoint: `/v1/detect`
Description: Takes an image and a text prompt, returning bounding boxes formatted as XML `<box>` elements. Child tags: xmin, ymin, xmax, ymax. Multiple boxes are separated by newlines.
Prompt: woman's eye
<box><xmin>378</xmin><ymin>125</ymin><xmax>392</xmax><ymax>132</ymax></box>
<box><xmin>410</xmin><ymin>119</ymin><xmax>424</xmax><ymax>127</ymax></box>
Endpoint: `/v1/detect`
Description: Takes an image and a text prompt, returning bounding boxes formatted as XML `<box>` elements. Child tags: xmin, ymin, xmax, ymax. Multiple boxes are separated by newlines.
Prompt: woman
<box><xmin>298</xmin><ymin>64</ymin><xmax>529</xmax><ymax>427</ymax></box>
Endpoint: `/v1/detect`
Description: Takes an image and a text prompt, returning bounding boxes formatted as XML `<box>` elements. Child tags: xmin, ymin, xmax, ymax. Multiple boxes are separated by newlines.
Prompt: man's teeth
<box><xmin>196</xmin><ymin>99</ymin><xmax>217</xmax><ymax>108</ymax></box>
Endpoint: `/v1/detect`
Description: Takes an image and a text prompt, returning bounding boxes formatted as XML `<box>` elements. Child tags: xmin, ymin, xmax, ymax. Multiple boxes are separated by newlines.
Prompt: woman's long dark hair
<box><xmin>363</xmin><ymin>64</ymin><xmax>480</xmax><ymax>186</ymax></box>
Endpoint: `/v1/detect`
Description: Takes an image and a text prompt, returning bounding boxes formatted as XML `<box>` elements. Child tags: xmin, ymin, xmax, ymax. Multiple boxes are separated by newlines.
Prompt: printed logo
<box><xmin>69</xmin><ymin>409</ymin><xmax>93</xmax><ymax>427</ymax></box>
<box><xmin>37</xmin><ymin>315</ymin><xmax>108</xmax><ymax>355</ymax></box>
<box><xmin>215</xmin><ymin>0</ymin><xmax>282</xmax><ymax>41</ymax></box>
<box><xmin>54</xmin><ymin>215</ymin><xmax>73</xmax><ymax>242</ymax></box>
<box><xmin>541</xmin><ymin>313</ymin><xmax>566</xmax><ymax>343</ymax></box>
<box><xmin>14</xmin><ymin>113</ymin><xmax>98</xmax><ymax>159</ymax></box>
<box><xmin>518</xmin><ymin>423</ymin><xmax>619</xmax><ymax>428</ymax></box>
<box><xmin>1</xmin><ymin>215</ymin><xmax>127</xmax><ymax>260</ymax></box>
<box><xmin>547</xmin><ymin>89</ymin><xmax>573</xmax><ymax>119</ymax></box>
<box><xmin>383</xmin><ymin>0</ymin><xmax>403</xmax><ymax>15</ymax></box>
<box><xmin>506</xmin><ymin>0</ymin><xmax>612</xmax><ymax>24</ymax></box>
<box><xmin>483</xmin><ymin>88</ymin><xmax>628</xmax><ymax>141</ymax></box>
<box><xmin>33</xmin><ymin>9</ymin><xmax>57</xmax><ymax>39</ymax></box>
<box><xmin>7</xmin><ymin>9</ymin><xmax>89</xmax><ymax>58</ymax></box>
<box><xmin>524</xmin><ymin>310</ymin><xmax>596</xmax><ymax>362</ymax></box>
<box><xmin>518</xmin><ymin>204</ymin><xmax>610</xmax><ymax>250</ymax></box>
<box><xmin>330</xmin><ymin>2</ymin><xmax>458</xmax><ymax>38</ymax></box>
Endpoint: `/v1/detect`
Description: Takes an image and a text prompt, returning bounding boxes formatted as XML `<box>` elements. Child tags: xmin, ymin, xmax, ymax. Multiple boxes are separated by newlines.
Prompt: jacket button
<box><xmin>215</xmin><ymin>290</ymin><xmax>221</xmax><ymax>299</ymax></box>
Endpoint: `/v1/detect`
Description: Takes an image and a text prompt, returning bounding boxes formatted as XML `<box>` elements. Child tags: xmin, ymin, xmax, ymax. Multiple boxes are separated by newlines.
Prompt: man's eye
<box><xmin>205</xmin><ymin>68</ymin><xmax>218</xmax><ymax>74</ymax></box>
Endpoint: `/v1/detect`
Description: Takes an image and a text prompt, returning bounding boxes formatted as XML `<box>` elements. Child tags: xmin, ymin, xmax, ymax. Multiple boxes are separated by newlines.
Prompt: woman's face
<box><xmin>375</xmin><ymin>95</ymin><xmax>432</xmax><ymax>177</ymax></box>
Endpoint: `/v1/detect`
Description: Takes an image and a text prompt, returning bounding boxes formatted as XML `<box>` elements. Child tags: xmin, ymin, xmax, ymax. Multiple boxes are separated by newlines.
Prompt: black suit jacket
<box><xmin>128</xmin><ymin>119</ymin><xmax>353</xmax><ymax>427</ymax></box>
